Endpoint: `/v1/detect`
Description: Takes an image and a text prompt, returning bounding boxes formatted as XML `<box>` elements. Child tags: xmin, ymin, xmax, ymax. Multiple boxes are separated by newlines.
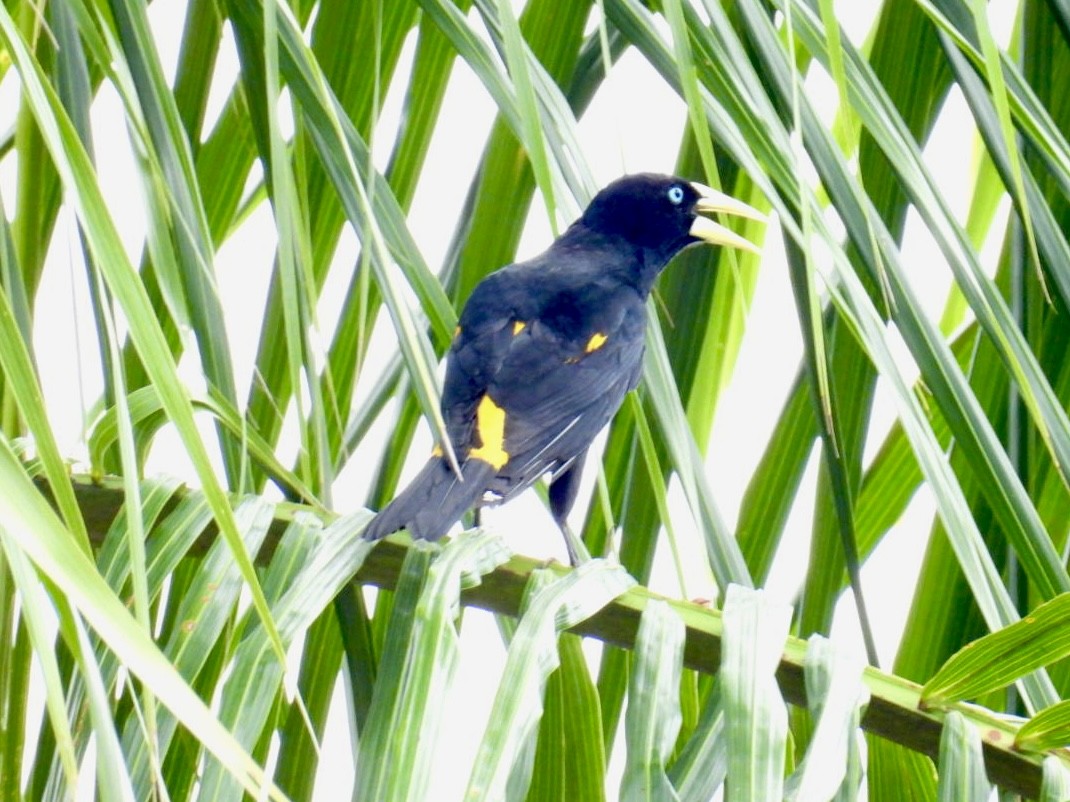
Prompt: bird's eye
<box><xmin>667</xmin><ymin>185</ymin><xmax>685</xmax><ymax>205</ymax></box>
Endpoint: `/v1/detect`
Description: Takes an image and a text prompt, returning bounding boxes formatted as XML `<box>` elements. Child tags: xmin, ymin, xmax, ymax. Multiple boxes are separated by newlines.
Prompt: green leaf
<box><xmin>527</xmin><ymin>633</ymin><xmax>606</xmax><ymax>802</ymax></box>
<box><xmin>355</xmin><ymin>532</ymin><xmax>510</xmax><ymax>802</ymax></box>
<box><xmin>662</xmin><ymin>0</ymin><xmax>719</xmax><ymax>184</ymax></box>
<box><xmin>922</xmin><ymin>593</ymin><xmax>1070</xmax><ymax>708</ymax></box>
<box><xmin>198</xmin><ymin>509</ymin><xmax>371</xmax><ymax>799</ymax></box>
<box><xmin>353</xmin><ymin>540</ymin><xmax>437</xmax><ymax>801</ymax></box>
<box><xmin>491</xmin><ymin>0</ymin><xmax>558</xmax><ymax>234</ymax></box>
<box><xmin>96</xmin><ymin>0</ymin><xmax>243</xmax><ymax>477</ymax></box>
<box><xmin>627</xmin><ymin>394</ymin><xmax>686</xmax><ymax>596</ymax></box>
<box><xmin>88</xmin><ymin>385</ymin><xmax>322</xmax><ymax>508</ymax></box>
<box><xmin>465</xmin><ymin>561</ymin><xmax>634</xmax><ymax>800</ymax></box>
<box><xmin>786</xmin><ymin>636</ymin><xmax>869</xmax><ymax>801</ymax></box>
<box><xmin>1016</xmin><ymin>701</ymin><xmax>1070</xmax><ymax>753</ymax></box>
<box><xmin>0</xmin><ymin>1</ymin><xmax>289</xmax><ymax>670</ymax></box>
<box><xmin>0</xmin><ymin>535</ymin><xmax>80</xmax><ymax>791</ymax></box>
<box><xmin>69</xmin><ymin>612</ymin><xmax>137</xmax><ymax>802</ymax></box>
<box><xmin>866</xmin><ymin>738</ymin><xmax>937</xmax><ymax>802</ymax></box>
<box><xmin>420</xmin><ymin>0</ymin><xmax>596</xmax><ymax>204</ymax></box>
<box><xmin>1040</xmin><ymin>756</ymin><xmax>1070</xmax><ymax>802</ymax></box>
<box><xmin>735</xmin><ymin>369</ymin><xmax>816</xmax><ymax>582</ymax></box>
<box><xmin>620</xmin><ymin>599</ymin><xmax>684</xmax><ymax>802</ymax></box>
<box><xmin>721</xmin><ymin>585</ymin><xmax>791</xmax><ymax>802</ymax></box>
<box><xmin>0</xmin><ymin>281</ymin><xmax>89</xmax><ymax>552</ymax></box>
<box><xmin>0</xmin><ymin>436</ymin><xmax>278</xmax><ymax>797</ymax></box>
<box><xmin>723</xmin><ymin>0</ymin><xmax>1061</xmax><ymax>713</ymax></box>
<box><xmin>228</xmin><ymin>0</ymin><xmax>460</xmax><ymax>472</ymax></box>
<box><xmin>667</xmin><ymin>683</ymin><xmax>726</xmax><ymax>801</ymax></box>
<box><xmin>644</xmin><ymin>321</ymin><xmax>752</xmax><ymax>591</ymax></box>
<box><xmin>124</xmin><ymin>497</ymin><xmax>277</xmax><ymax>796</ymax></box>
<box><xmin>935</xmin><ymin>711</ymin><xmax>992</xmax><ymax>801</ymax></box>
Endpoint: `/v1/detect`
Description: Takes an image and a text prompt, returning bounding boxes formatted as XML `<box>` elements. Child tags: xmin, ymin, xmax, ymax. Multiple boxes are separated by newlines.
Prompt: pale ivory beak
<box><xmin>688</xmin><ymin>182</ymin><xmax>765</xmax><ymax>254</ymax></box>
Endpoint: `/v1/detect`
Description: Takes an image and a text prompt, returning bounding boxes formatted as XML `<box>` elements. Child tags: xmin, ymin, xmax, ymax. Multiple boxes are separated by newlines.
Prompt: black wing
<box><xmin>442</xmin><ymin>268</ymin><xmax>647</xmax><ymax>500</ymax></box>
<box><xmin>489</xmin><ymin>310</ymin><xmax>644</xmax><ymax>498</ymax></box>
<box><xmin>440</xmin><ymin>266</ymin><xmax>533</xmax><ymax>454</ymax></box>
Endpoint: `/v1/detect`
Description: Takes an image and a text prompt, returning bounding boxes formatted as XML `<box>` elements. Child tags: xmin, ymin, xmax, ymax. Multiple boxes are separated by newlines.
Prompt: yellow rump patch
<box><xmin>468</xmin><ymin>394</ymin><xmax>509</xmax><ymax>470</ymax></box>
<box><xmin>453</xmin><ymin>325</ymin><xmax>462</xmax><ymax>341</ymax></box>
<box><xmin>512</xmin><ymin>320</ymin><xmax>527</xmax><ymax>335</ymax></box>
<box><xmin>431</xmin><ymin>444</ymin><xmax>443</xmax><ymax>458</ymax></box>
<box><xmin>585</xmin><ymin>332</ymin><xmax>608</xmax><ymax>353</ymax></box>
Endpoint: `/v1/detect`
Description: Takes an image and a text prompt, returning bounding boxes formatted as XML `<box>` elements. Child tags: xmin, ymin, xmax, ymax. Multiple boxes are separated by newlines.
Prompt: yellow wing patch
<box><xmin>431</xmin><ymin>444</ymin><xmax>443</xmax><ymax>458</ymax></box>
<box><xmin>468</xmin><ymin>394</ymin><xmax>509</xmax><ymax>470</ymax></box>
<box><xmin>512</xmin><ymin>320</ymin><xmax>527</xmax><ymax>335</ymax></box>
<box><xmin>585</xmin><ymin>332</ymin><xmax>608</xmax><ymax>353</ymax></box>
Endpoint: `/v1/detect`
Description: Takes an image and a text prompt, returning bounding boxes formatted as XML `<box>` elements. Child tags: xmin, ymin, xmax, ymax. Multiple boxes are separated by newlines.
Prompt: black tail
<box><xmin>362</xmin><ymin>458</ymin><xmax>496</xmax><ymax>542</ymax></box>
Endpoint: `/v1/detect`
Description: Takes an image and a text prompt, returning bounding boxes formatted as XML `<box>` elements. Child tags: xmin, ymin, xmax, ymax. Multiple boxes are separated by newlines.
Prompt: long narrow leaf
<box><xmin>786</xmin><ymin>636</ymin><xmax>869</xmax><ymax>801</ymax></box>
<box><xmin>0</xmin><ymin>2</ymin><xmax>289</xmax><ymax>668</ymax></box>
<box><xmin>620</xmin><ymin>599</ymin><xmax>684</xmax><ymax>802</ymax></box>
<box><xmin>0</xmin><ymin>535</ymin><xmax>80</xmax><ymax>791</ymax></box>
<box><xmin>721</xmin><ymin>584</ymin><xmax>791</xmax><ymax>802</ymax></box>
<box><xmin>936</xmin><ymin>711</ymin><xmax>993</xmax><ymax>801</ymax></box>
<box><xmin>922</xmin><ymin>593</ymin><xmax>1070</xmax><ymax>708</ymax></box>
<box><xmin>1016</xmin><ymin>701</ymin><xmax>1070</xmax><ymax>753</ymax></box>
<box><xmin>465</xmin><ymin>561</ymin><xmax>634</xmax><ymax>800</ymax></box>
<box><xmin>1041</xmin><ymin>756</ymin><xmax>1070</xmax><ymax>802</ymax></box>
<box><xmin>355</xmin><ymin>531</ymin><xmax>511</xmax><ymax>802</ymax></box>
<box><xmin>0</xmin><ymin>436</ymin><xmax>279</xmax><ymax>797</ymax></box>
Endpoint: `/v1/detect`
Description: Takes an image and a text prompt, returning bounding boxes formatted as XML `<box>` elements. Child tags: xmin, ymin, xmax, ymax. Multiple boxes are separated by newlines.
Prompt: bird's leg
<box><xmin>559</xmin><ymin>521</ymin><xmax>591</xmax><ymax>566</ymax></box>
<box><xmin>549</xmin><ymin>452</ymin><xmax>591</xmax><ymax>565</ymax></box>
<box><xmin>472</xmin><ymin>506</ymin><xmax>482</xmax><ymax>529</ymax></box>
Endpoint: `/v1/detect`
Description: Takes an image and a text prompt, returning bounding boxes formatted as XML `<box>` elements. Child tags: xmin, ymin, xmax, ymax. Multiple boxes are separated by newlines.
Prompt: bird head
<box><xmin>580</xmin><ymin>173</ymin><xmax>764</xmax><ymax>270</ymax></box>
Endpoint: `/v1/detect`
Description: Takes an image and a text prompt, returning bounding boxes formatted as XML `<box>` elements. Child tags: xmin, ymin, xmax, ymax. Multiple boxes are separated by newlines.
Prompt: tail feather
<box><xmin>362</xmin><ymin>458</ymin><xmax>497</xmax><ymax>542</ymax></box>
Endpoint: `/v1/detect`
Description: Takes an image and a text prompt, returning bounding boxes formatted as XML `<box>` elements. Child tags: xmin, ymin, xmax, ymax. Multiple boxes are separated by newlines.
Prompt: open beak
<box><xmin>688</xmin><ymin>182</ymin><xmax>765</xmax><ymax>254</ymax></box>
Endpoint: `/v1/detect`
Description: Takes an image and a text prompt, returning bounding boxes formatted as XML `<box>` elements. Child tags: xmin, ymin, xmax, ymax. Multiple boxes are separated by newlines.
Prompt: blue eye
<box><xmin>667</xmin><ymin>185</ymin><xmax>685</xmax><ymax>205</ymax></box>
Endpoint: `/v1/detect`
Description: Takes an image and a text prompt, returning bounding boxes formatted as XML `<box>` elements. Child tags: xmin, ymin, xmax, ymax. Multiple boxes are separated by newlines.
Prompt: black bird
<box><xmin>362</xmin><ymin>173</ymin><xmax>763</xmax><ymax>563</ymax></box>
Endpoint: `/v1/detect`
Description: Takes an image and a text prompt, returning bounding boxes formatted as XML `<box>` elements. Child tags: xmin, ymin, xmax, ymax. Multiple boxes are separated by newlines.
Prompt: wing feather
<box><xmin>440</xmin><ymin>261</ymin><xmax>646</xmax><ymax>499</ymax></box>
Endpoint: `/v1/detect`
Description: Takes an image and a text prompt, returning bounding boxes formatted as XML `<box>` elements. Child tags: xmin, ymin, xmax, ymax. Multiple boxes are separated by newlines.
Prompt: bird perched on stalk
<box><xmin>362</xmin><ymin>173</ymin><xmax>763</xmax><ymax>563</ymax></box>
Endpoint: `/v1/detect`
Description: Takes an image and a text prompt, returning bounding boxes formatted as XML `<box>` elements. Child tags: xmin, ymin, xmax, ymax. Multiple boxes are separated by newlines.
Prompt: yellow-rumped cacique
<box><xmin>362</xmin><ymin>173</ymin><xmax>763</xmax><ymax>563</ymax></box>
